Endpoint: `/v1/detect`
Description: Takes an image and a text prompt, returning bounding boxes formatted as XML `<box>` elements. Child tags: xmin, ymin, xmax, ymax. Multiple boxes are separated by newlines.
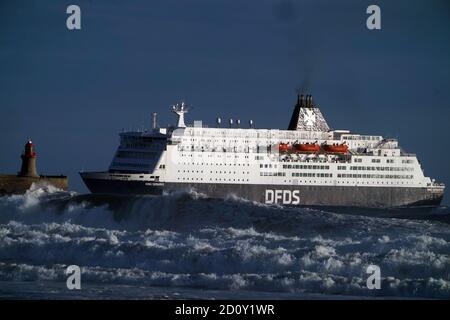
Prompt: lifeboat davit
<box><xmin>293</xmin><ymin>143</ymin><xmax>320</xmax><ymax>153</ymax></box>
<box><xmin>278</xmin><ymin>143</ymin><xmax>290</xmax><ymax>153</ymax></box>
<box><xmin>322</xmin><ymin>143</ymin><xmax>348</xmax><ymax>154</ymax></box>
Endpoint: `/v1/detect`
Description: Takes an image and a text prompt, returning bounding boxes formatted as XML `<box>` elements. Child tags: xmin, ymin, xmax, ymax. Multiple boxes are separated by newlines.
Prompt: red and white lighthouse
<box><xmin>18</xmin><ymin>140</ymin><xmax>39</xmax><ymax>177</ymax></box>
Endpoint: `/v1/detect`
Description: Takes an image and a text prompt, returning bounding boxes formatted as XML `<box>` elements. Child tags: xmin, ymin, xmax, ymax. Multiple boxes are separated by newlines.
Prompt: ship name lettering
<box><xmin>265</xmin><ymin>189</ymin><xmax>300</xmax><ymax>205</ymax></box>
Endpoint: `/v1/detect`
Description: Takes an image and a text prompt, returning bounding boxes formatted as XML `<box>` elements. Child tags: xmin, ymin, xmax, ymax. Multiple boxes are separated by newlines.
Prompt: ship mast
<box><xmin>172</xmin><ymin>101</ymin><xmax>189</xmax><ymax>128</ymax></box>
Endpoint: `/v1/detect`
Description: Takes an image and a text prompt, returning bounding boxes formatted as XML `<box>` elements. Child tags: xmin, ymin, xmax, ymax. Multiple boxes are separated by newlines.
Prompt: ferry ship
<box><xmin>80</xmin><ymin>95</ymin><xmax>445</xmax><ymax>208</ymax></box>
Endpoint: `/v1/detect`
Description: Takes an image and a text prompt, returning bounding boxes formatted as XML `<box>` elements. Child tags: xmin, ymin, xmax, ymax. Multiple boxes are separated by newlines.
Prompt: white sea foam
<box><xmin>0</xmin><ymin>186</ymin><xmax>450</xmax><ymax>298</ymax></box>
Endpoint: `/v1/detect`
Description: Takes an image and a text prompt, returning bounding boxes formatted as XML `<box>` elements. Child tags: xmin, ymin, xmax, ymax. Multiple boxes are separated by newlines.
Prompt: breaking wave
<box><xmin>0</xmin><ymin>184</ymin><xmax>449</xmax><ymax>299</ymax></box>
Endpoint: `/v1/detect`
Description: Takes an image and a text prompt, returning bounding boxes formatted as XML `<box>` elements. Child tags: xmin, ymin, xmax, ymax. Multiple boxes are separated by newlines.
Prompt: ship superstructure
<box><xmin>80</xmin><ymin>95</ymin><xmax>444</xmax><ymax>208</ymax></box>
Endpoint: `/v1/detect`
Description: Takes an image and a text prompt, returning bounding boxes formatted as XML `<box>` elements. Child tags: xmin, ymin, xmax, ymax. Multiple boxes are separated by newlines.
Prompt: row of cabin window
<box><xmin>283</xmin><ymin>164</ymin><xmax>330</xmax><ymax>170</ymax></box>
<box><xmin>178</xmin><ymin>170</ymin><xmax>250</xmax><ymax>174</ymax></box>
<box><xmin>349</xmin><ymin>166</ymin><xmax>414</xmax><ymax>172</ymax></box>
<box><xmin>178</xmin><ymin>162</ymin><xmax>251</xmax><ymax>166</ymax></box>
<box><xmin>292</xmin><ymin>173</ymin><xmax>332</xmax><ymax>178</ymax></box>
<box><xmin>354</xmin><ymin>158</ymin><xmax>414</xmax><ymax>164</ymax></box>
<box><xmin>288</xmin><ymin>180</ymin><xmax>413</xmax><ymax>185</ymax></box>
<box><xmin>260</xmin><ymin>172</ymin><xmax>285</xmax><ymax>177</ymax></box>
<box><xmin>343</xmin><ymin>135</ymin><xmax>380</xmax><ymax>141</ymax></box>
<box><xmin>178</xmin><ymin>177</ymin><xmax>250</xmax><ymax>182</ymax></box>
<box><xmin>180</xmin><ymin>153</ymin><xmax>250</xmax><ymax>159</ymax></box>
<box><xmin>338</xmin><ymin>173</ymin><xmax>414</xmax><ymax>179</ymax></box>
<box><xmin>260</xmin><ymin>164</ymin><xmax>278</xmax><ymax>169</ymax></box>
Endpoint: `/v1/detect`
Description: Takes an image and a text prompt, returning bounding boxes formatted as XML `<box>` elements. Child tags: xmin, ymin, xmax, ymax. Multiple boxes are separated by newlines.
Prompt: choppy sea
<box><xmin>0</xmin><ymin>184</ymin><xmax>449</xmax><ymax>299</ymax></box>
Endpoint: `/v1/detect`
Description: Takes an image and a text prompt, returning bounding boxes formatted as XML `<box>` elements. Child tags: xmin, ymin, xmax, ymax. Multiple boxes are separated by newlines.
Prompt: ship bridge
<box><xmin>108</xmin><ymin>129</ymin><xmax>167</xmax><ymax>174</ymax></box>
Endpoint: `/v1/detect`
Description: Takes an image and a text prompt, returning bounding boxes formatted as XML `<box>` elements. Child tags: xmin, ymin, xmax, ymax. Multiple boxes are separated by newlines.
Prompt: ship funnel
<box><xmin>249</xmin><ymin>119</ymin><xmax>254</xmax><ymax>128</ymax></box>
<box><xmin>307</xmin><ymin>95</ymin><xmax>314</xmax><ymax>108</ymax></box>
<box><xmin>304</xmin><ymin>94</ymin><xmax>309</xmax><ymax>108</ymax></box>
<box><xmin>288</xmin><ymin>94</ymin><xmax>330</xmax><ymax>131</ymax></box>
<box><xmin>298</xmin><ymin>94</ymin><xmax>305</xmax><ymax>108</ymax></box>
<box><xmin>216</xmin><ymin>117</ymin><xmax>221</xmax><ymax>127</ymax></box>
<box><xmin>236</xmin><ymin>119</ymin><xmax>241</xmax><ymax>128</ymax></box>
<box><xmin>18</xmin><ymin>140</ymin><xmax>38</xmax><ymax>177</ymax></box>
<box><xmin>229</xmin><ymin>118</ymin><xmax>233</xmax><ymax>128</ymax></box>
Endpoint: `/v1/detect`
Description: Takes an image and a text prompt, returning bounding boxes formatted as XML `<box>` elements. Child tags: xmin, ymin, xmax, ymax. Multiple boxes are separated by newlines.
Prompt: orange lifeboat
<box><xmin>278</xmin><ymin>143</ymin><xmax>290</xmax><ymax>153</ymax></box>
<box><xmin>322</xmin><ymin>143</ymin><xmax>348</xmax><ymax>154</ymax></box>
<box><xmin>293</xmin><ymin>143</ymin><xmax>320</xmax><ymax>153</ymax></box>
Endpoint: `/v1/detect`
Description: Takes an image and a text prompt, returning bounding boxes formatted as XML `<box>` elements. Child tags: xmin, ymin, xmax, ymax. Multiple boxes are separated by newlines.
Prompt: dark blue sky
<box><xmin>1</xmin><ymin>0</ymin><xmax>450</xmax><ymax>200</ymax></box>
